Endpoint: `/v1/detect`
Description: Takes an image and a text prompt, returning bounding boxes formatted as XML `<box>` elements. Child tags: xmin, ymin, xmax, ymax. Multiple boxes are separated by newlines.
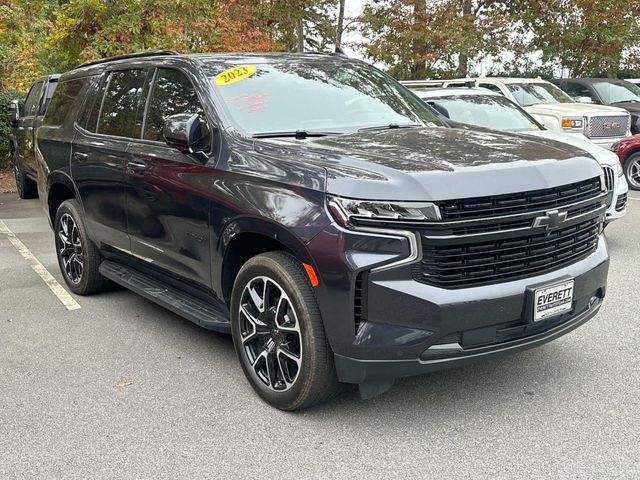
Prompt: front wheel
<box><xmin>230</xmin><ymin>251</ymin><xmax>339</xmax><ymax>410</ymax></box>
<box><xmin>624</xmin><ymin>152</ymin><xmax>640</xmax><ymax>191</ymax></box>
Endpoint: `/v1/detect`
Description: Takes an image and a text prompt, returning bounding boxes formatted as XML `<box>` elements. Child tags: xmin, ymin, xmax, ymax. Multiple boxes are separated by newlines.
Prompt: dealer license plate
<box><xmin>533</xmin><ymin>280</ymin><xmax>574</xmax><ymax>322</ymax></box>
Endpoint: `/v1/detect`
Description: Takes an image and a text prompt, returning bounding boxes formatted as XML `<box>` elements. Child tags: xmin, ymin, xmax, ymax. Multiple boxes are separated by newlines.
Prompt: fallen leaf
<box><xmin>115</xmin><ymin>381</ymin><xmax>134</xmax><ymax>388</ymax></box>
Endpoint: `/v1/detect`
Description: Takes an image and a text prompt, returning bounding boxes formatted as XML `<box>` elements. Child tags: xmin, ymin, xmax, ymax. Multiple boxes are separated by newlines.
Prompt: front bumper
<box><xmin>307</xmin><ymin>227</ymin><xmax>609</xmax><ymax>385</ymax></box>
<box><xmin>335</xmin><ymin>294</ymin><xmax>602</xmax><ymax>384</ymax></box>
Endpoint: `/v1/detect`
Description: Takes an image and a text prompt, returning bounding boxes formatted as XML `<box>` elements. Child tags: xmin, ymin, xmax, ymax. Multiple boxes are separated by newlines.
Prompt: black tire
<box><xmin>54</xmin><ymin>199</ymin><xmax>110</xmax><ymax>295</ymax></box>
<box><xmin>13</xmin><ymin>151</ymin><xmax>37</xmax><ymax>199</ymax></box>
<box><xmin>624</xmin><ymin>152</ymin><xmax>640</xmax><ymax>191</ymax></box>
<box><xmin>230</xmin><ymin>251</ymin><xmax>340</xmax><ymax>410</ymax></box>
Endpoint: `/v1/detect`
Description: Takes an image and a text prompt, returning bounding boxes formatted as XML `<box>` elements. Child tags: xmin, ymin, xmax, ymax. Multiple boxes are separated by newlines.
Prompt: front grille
<box><xmin>436</xmin><ymin>177</ymin><xmax>602</xmax><ymax>220</ymax></box>
<box><xmin>603</xmin><ymin>166</ymin><xmax>615</xmax><ymax>207</ymax></box>
<box><xmin>412</xmin><ymin>176</ymin><xmax>606</xmax><ymax>289</ymax></box>
<box><xmin>586</xmin><ymin>115</ymin><xmax>629</xmax><ymax>138</ymax></box>
<box><xmin>414</xmin><ymin>217</ymin><xmax>601</xmax><ymax>288</ymax></box>
<box><xmin>616</xmin><ymin>192</ymin><xmax>628</xmax><ymax>212</ymax></box>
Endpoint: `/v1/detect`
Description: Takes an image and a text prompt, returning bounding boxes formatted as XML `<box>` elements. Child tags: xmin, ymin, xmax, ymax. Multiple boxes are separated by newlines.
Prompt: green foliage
<box><xmin>358</xmin><ymin>0</ymin><xmax>640</xmax><ymax>79</ymax></box>
<box><xmin>0</xmin><ymin>89</ymin><xmax>25</xmax><ymax>169</ymax></box>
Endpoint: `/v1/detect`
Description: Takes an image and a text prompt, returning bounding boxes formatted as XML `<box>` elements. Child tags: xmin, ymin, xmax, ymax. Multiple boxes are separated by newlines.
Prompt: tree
<box><xmin>513</xmin><ymin>0</ymin><xmax>640</xmax><ymax>77</ymax></box>
<box><xmin>358</xmin><ymin>0</ymin><xmax>509</xmax><ymax>79</ymax></box>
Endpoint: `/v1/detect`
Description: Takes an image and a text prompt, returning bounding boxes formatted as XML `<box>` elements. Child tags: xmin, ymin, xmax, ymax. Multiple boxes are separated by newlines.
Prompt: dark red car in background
<box><xmin>613</xmin><ymin>135</ymin><xmax>640</xmax><ymax>191</ymax></box>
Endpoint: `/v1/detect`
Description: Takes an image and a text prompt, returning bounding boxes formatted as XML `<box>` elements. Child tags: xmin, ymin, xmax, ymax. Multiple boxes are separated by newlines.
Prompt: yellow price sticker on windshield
<box><xmin>214</xmin><ymin>65</ymin><xmax>257</xmax><ymax>86</ymax></box>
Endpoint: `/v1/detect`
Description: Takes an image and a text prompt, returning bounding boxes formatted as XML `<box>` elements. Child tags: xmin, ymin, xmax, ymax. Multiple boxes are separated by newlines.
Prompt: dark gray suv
<box><xmin>35</xmin><ymin>51</ymin><xmax>609</xmax><ymax>409</ymax></box>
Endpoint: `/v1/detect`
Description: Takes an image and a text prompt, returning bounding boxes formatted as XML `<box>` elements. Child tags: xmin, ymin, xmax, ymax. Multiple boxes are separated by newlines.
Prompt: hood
<box><xmin>610</xmin><ymin>101</ymin><xmax>640</xmax><ymax>114</ymax></box>
<box><xmin>524</xmin><ymin>102</ymin><xmax>630</xmax><ymax>117</ymax></box>
<box><xmin>521</xmin><ymin>129</ymin><xmax>619</xmax><ymax>166</ymax></box>
<box><xmin>256</xmin><ymin>127</ymin><xmax>603</xmax><ymax>201</ymax></box>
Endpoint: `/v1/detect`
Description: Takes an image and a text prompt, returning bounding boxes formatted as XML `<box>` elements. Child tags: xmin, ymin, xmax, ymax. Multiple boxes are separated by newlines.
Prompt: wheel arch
<box><xmin>46</xmin><ymin>172</ymin><xmax>81</xmax><ymax>225</ymax></box>
<box><xmin>216</xmin><ymin>217</ymin><xmax>317</xmax><ymax>305</ymax></box>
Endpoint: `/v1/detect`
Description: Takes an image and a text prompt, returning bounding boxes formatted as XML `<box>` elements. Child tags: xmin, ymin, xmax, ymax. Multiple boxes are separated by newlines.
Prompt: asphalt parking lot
<box><xmin>1</xmin><ymin>192</ymin><xmax>639</xmax><ymax>479</ymax></box>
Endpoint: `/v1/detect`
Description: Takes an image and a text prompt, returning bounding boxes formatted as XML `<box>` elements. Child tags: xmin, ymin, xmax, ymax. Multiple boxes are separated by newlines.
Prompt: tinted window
<box><xmin>38</xmin><ymin>80</ymin><xmax>58</xmax><ymax>116</ymax></box>
<box><xmin>144</xmin><ymin>69</ymin><xmax>202</xmax><ymax>142</ymax></box>
<box><xmin>23</xmin><ymin>81</ymin><xmax>43</xmax><ymax>117</ymax></box>
<box><xmin>44</xmin><ymin>78</ymin><xmax>86</xmax><ymax>126</ymax></box>
<box><xmin>97</xmin><ymin>69</ymin><xmax>147</xmax><ymax>138</ymax></box>
<box><xmin>563</xmin><ymin>82</ymin><xmax>593</xmax><ymax>100</ymax></box>
<box><xmin>77</xmin><ymin>75</ymin><xmax>107</xmax><ymax>132</ymax></box>
<box><xmin>202</xmin><ymin>60</ymin><xmax>442</xmax><ymax>135</ymax></box>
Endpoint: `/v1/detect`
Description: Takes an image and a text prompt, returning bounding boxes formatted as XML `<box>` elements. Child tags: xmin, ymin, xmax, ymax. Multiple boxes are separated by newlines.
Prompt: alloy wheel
<box><xmin>58</xmin><ymin>213</ymin><xmax>84</xmax><ymax>284</ymax></box>
<box><xmin>238</xmin><ymin>276</ymin><xmax>302</xmax><ymax>392</ymax></box>
<box><xmin>627</xmin><ymin>156</ymin><xmax>640</xmax><ymax>189</ymax></box>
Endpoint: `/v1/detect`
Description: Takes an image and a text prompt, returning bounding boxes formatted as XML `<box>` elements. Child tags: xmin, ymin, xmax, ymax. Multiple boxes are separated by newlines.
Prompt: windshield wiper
<box><xmin>611</xmin><ymin>100</ymin><xmax>640</xmax><ymax>104</ymax></box>
<box><xmin>358</xmin><ymin>123</ymin><xmax>423</xmax><ymax>132</ymax></box>
<box><xmin>252</xmin><ymin>130</ymin><xmax>341</xmax><ymax>139</ymax></box>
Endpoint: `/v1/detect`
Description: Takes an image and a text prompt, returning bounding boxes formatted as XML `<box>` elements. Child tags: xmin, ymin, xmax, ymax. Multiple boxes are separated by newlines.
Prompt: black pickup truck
<box><xmin>8</xmin><ymin>74</ymin><xmax>59</xmax><ymax>198</ymax></box>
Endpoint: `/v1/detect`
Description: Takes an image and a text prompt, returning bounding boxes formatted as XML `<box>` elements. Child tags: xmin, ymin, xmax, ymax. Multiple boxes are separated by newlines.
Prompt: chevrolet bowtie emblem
<box><xmin>533</xmin><ymin>209</ymin><xmax>568</xmax><ymax>230</ymax></box>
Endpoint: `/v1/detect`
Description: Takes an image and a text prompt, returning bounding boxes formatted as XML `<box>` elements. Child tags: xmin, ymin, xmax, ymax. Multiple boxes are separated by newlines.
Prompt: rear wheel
<box><xmin>230</xmin><ymin>251</ymin><xmax>339</xmax><ymax>410</ymax></box>
<box><xmin>13</xmin><ymin>151</ymin><xmax>37</xmax><ymax>199</ymax></box>
<box><xmin>624</xmin><ymin>152</ymin><xmax>640</xmax><ymax>191</ymax></box>
<box><xmin>54</xmin><ymin>199</ymin><xmax>110</xmax><ymax>295</ymax></box>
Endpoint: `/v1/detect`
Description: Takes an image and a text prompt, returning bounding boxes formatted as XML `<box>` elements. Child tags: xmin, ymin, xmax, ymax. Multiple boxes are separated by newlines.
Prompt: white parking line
<box><xmin>0</xmin><ymin>219</ymin><xmax>81</xmax><ymax>311</ymax></box>
<box><xmin>629</xmin><ymin>196</ymin><xmax>640</xmax><ymax>201</ymax></box>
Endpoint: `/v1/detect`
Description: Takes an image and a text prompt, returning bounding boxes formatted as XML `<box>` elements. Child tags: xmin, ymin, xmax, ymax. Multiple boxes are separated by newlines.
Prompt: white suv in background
<box><xmin>405</xmin><ymin>86</ymin><xmax>628</xmax><ymax>223</ymax></box>
<box><xmin>404</xmin><ymin>78</ymin><xmax>632</xmax><ymax>149</ymax></box>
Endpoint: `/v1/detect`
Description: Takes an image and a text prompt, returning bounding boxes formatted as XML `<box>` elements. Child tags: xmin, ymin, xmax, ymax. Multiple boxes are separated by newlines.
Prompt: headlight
<box><xmin>328</xmin><ymin>196</ymin><xmax>441</xmax><ymax>227</ymax></box>
<box><xmin>610</xmin><ymin>142</ymin><xmax>620</xmax><ymax>153</ymax></box>
<box><xmin>616</xmin><ymin>161</ymin><xmax>624</xmax><ymax>177</ymax></box>
<box><xmin>561</xmin><ymin>117</ymin><xmax>583</xmax><ymax>129</ymax></box>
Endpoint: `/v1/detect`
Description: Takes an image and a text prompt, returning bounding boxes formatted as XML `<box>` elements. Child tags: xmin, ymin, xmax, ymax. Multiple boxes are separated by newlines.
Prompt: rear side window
<box><xmin>23</xmin><ymin>81</ymin><xmax>44</xmax><ymax>117</ymax></box>
<box><xmin>38</xmin><ymin>80</ymin><xmax>58</xmax><ymax>116</ymax></box>
<box><xmin>44</xmin><ymin>78</ymin><xmax>86</xmax><ymax>126</ymax></box>
<box><xmin>143</xmin><ymin>68</ymin><xmax>202</xmax><ymax>142</ymax></box>
<box><xmin>97</xmin><ymin>69</ymin><xmax>147</xmax><ymax>138</ymax></box>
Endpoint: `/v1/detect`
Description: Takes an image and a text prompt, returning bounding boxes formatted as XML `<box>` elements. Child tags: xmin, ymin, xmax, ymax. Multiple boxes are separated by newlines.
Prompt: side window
<box><xmin>77</xmin><ymin>74</ymin><xmax>107</xmax><ymax>132</ymax></box>
<box><xmin>143</xmin><ymin>68</ymin><xmax>203</xmax><ymax>142</ymax></box>
<box><xmin>563</xmin><ymin>82</ymin><xmax>593</xmax><ymax>101</ymax></box>
<box><xmin>479</xmin><ymin>83</ymin><xmax>503</xmax><ymax>95</ymax></box>
<box><xmin>23</xmin><ymin>81</ymin><xmax>44</xmax><ymax>117</ymax></box>
<box><xmin>43</xmin><ymin>78</ymin><xmax>86</xmax><ymax>126</ymax></box>
<box><xmin>38</xmin><ymin>80</ymin><xmax>58</xmax><ymax>116</ymax></box>
<box><xmin>97</xmin><ymin>69</ymin><xmax>147</xmax><ymax>138</ymax></box>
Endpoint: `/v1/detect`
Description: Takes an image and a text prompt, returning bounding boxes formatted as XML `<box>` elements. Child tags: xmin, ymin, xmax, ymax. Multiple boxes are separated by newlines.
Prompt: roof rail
<box><xmin>75</xmin><ymin>50</ymin><xmax>179</xmax><ymax>69</ymax></box>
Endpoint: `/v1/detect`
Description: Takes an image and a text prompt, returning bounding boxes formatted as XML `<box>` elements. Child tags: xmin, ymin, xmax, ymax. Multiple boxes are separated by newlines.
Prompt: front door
<box><xmin>126</xmin><ymin>67</ymin><xmax>213</xmax><ymax>287</ymax></box>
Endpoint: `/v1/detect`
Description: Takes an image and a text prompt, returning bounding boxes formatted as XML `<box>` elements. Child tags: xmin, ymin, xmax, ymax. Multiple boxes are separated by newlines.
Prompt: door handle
<box><xmin>73</xmin><ymin>152</ymin><xmax>89</xmax><ymax>162</ymax></box>
<box><xmin>126</xmin><ymin>159</ymin><xmax>149</xmax><ymax>173</ymax></box>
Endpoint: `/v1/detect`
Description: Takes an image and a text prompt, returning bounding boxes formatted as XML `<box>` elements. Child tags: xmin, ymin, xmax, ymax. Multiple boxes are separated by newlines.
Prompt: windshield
<box><xmin>507</xmin><ymin>82</ymin><xmax>574</xmax><ymax>106</ymax></box>
<box><xmin>593</xmin><ymin>81</ymin><xmax>640</xmax><ymax>104</ymax></box>
<box><xmin>427</xmin><ymin>95</ymin><xmax>540</xmax><ymax>131</ymax></box>
<box><xmin>203</xmin><ymin>60</ymin><xmax>442</xmax><ymax>135</ymax></box>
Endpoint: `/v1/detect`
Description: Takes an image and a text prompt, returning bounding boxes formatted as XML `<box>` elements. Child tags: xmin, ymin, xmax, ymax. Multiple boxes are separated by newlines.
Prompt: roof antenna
<box><xmin>335</xmin><ymin>47</ymin><xmax>348</xmax><ymax>57</ymax></box>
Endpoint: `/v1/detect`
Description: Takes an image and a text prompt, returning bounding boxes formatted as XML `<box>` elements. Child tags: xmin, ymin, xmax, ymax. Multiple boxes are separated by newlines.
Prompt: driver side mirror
<box><xmin>163</xmin><ymin>113</ymin><xmax>210</xmax><ymax>154</ymax></box>
<box><xmin>9</xmin><ymin>100</ymin><xmax>20</xmax><ymax>127</ymax></box>
<box><xmin>576</xmin><ymin>96</ymin><xmax>593</xmax><ymax>104</ymax></box>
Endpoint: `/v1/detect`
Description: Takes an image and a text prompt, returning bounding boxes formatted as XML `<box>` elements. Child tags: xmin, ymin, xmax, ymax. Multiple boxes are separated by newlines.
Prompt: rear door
<box><xmin>71</xmin><ymin>68</ymin><xmax>149</xmax><ymax>253</ymax></box>
<box><xmin>125</xmin><ymin>66</ymin><xmax>213</xmax><ymax>287</ymax></box>
<box><xmin>17</xmin><ymin>80</ymin><xmax>44</xmax><ymax>176</ymax></box>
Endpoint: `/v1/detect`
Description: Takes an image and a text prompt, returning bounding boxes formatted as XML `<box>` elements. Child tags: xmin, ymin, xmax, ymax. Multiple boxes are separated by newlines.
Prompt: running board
<box><xmin>99</xmin><ymin>260</ymin><xmax>231</xmax><ymax>333</ymax></box>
